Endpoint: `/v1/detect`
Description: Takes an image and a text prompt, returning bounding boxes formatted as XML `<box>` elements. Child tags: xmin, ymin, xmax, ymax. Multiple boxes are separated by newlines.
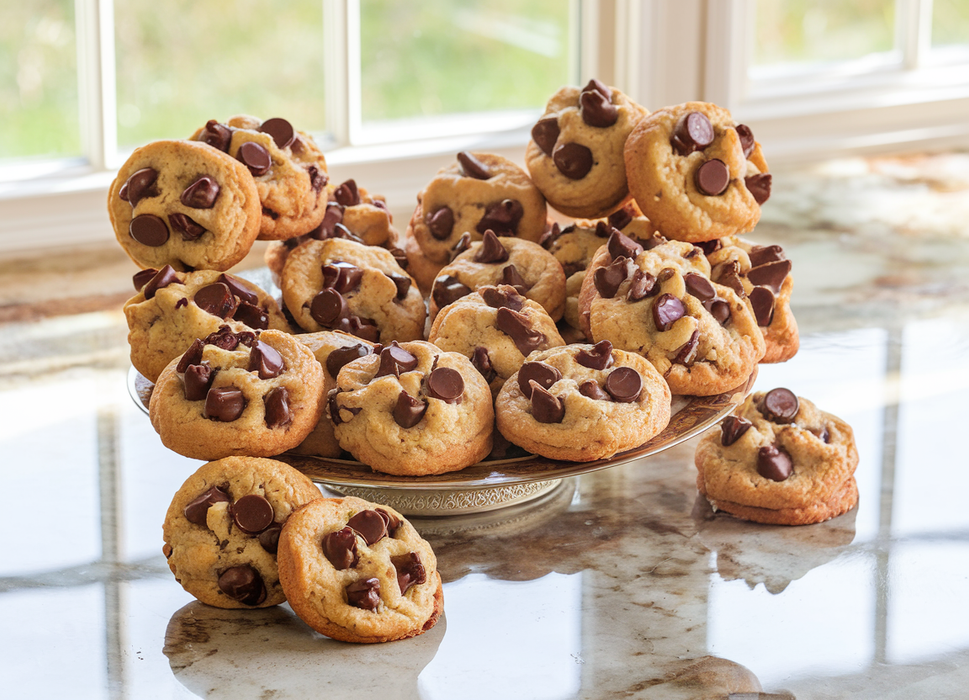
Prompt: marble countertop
<box><xmin>2</xmin><ymin>153</ymin><xmax>969</xmax><ymax>699</ymax></box>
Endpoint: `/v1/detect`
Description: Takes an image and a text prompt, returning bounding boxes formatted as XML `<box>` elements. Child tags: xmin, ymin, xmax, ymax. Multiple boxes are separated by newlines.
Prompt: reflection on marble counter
<box><xmin>2</xmin><ymin>153</ymin><xmax>969</xmax><ymax>699</ymax></box>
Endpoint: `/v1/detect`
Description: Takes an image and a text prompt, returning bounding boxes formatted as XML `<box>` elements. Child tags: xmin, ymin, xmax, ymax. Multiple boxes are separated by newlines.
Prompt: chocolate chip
<box><xmin>720</xmin><ymin>415</ymin><xmax>752</xmax><ymax>446</ymax></box>
<box><xmin>749</xmin><ymin>286</ymin><xmax>775</xmax><ymax>326</ymax></box>
<box><xmin>142</xmin><ymin>265</ymin><xmax>179</xmax><ymax>299</ymax></box>
<box><xmin>218</xmin><ymin>274</ymin><xmax>259</xmax><ymax>305</ymax></box>
<box><xmin>257</xmin><ymin>523</ymin><xmax>282</xmax><ymax>554</ymax></box>
<box><xmin>326</xmin><ymin>343</ymin><xmax>371</xmax><ymax>377</ymax></box>
<box><xmin>673</xmin><ymin>329</ymin><xmax>700</xmax><ymax>365</ymax></box>
<box><xmin>238</xmin><ymin>141</ymin><xmax>271</xmax><ymax>176</ymax></box>
<box><xmin>518</xmin><ymin>361</ymin><xmax>561</xmax><ymax>399</ymax></box>
<box><xmin>477</xmin><ymin>199</ymin><xmax>523</xmax><ymax>236</ymax></box>
<box><xmin>426</xmin><ymin>366</ymin><xmax>464</xmax><ymax>403</ymax></box>
<box><xmin>474</xmin><ymin>229</ymin><xmax>509</xmax><ymax>263</ymax></box>
<box><xmin>376</xmin><ymin>508</ymin><xmax>401</xmax><ymax>535</ymax></box>
<box><xmin>258</xmin><ymin>117</ymin><xmax>295</xmax><ymax>149</ymax></box>
<box><xmin>697</xmin><ymin>239</ymin><xmax>723</xmax><ymax>256</ymax></box>
<box><xmin>757</xmin><ymin>444</ymin><xmax>793</xmax><ymax>481</ymax></box>
<box><xmin>652</xmin><ymin>293</ymin><xmax>685</xmax><ymax>331</ymax></box>
<box><xmin>471</xmin><ymin>346</ymin><xmax>496</xmax><ymax>383</ymax></box>
<box><xmin>389</xmin><ymin>246</ymin><xmax>409</xmax><ymax>269</ymax></box>
<box><xmin>393</xmin><ymin>391</ymin><xmax>427</xmax><ymax>428</ymax></box>
<box><xmin>388</xmin><ymin>273</ymin><xmax>412</xmax><ymax>300</ymax></box>
<box><xmin>198</xmin><ymin>120</ymin><xmax>232</xmax><ymax>152</ymax></box>
<box><xmin>813</xmin><ymin>425</ymin><xmax>831</xmax><ymax>444</ymax></box>
<box><xmin>180</xmin><ymin>176</ymin><xmax>220</xmax><ymax>209</ymax></box>
<box><xmin>583</xmin><ymin>79</ymin><xmax>612</xmax><ymax>100</ymax></box>
<box><xmin>313</xmin><ymin>203</ymin><xmax>344</xmax><ymax>239</ymax></box>
<box><xmin>204</xmin><ymin>326</ymin><xmax>243</xmax><ymax>350</ymax></box>
<box><xmin>204</xmin><ymin>385</ymin><xmax>246</xmax><ymax>422</ymax></box>
<box><xmin>761</xmin><ymin>388</ymin><xmax>799</xmax><ymax>423</ymax></box>
<box><xmin>457</xmin><ymin>151</ymin><xmax>492</xmax><ymax>179</ymax></box>
<box><xmin>129</xmin><ymin>214</ymin><xmax>169</xmax><ymax>247</ymax></box>
<box><xmin>608</xmin><ymin>204</ymin><xmax>635</xmax><ymax>231</ymax></box>
<box><xmin>704</xmin><ymin>298</ymin><xmax>731</xmax><ymax>325</ymax></box>
<box><xmin>177</xmin><ymin>338</ymin><xmax>206</xmax><ymax>373</ymax></box>
<box><xmin>579</xmin><ymin>380</ymin><xmax>611</xmax><ymax>401</ymax></box>
<box><xmin>695</xmin><ymin>159</ymin><xmax>730</xmax><ymax>196</ymax></box>
<box><xmin>133</xmin><ymin>267</ymin><xmax>160</xmax><ymax>292</ymax></box>
<box><xmin>263</xmin><ymin>386</ymin><xmax>291</xmax><ymax>428</ymax></box>
<box><xmin>748</xmin><ymin>259</ymin><xmax>791</xmax><ymax>293</ymax></box>
<box><xmin>374</xmin><ymin>341</ymin><xmax>419</xmax><ymax>378</ymax></box>
<box><xmin>322</xmin><ymin>261</ymin><xmax>364</xmax><ymax>295</ymax></box>
<box><xmin>233</xmin><ymin>301</ymin><xmax>270</xmax><ymax>330</ymax></box>
<box><xmin>540</xmin><ymin>222</ymin><xmax>563</xmax><ymax>249</ymax></box>
<box><xmin>748</xmin><ymin>245</ymin><xmax>785</xmax><ymax>267</ymax></box>
<box><xmin>745</xmin><ymin>173</ymin><xmax>772</xmax><ymax>205</ymax></box>
<box><xmin>184</xmin><ymin>485</ymin><xmax>230</xmax><ymax>526</ymax></box>
<box><xmin>232</xmin><ymin>494</ymin><xmax>275</xmax><ymax>535</ymax></box>
<box><xmin>496</xmin><ymin>306</ymin><xmax>545</xmax><ymax>356</ymax></box>
<box><xmin>218</xmin><ymin>565</ymin><xmax>266</xmax><ymax>606</ymax></box>
<box><xmin>499</xmin><ymin>264</ymin><xmax>529</xmax><ymax>295</ymax></box>
<box><xmin>323</xmin><ymin>527</ymin><xmax>359</xmax><ymax>569</ymax></box>
<box><xmin>481</xmin><ymin>284</ymin><xmax>525</xmax><ymax>311</ymax></box>
<box><xmin>531</xmin><ymin>117</ymin><xmax>560</xmax><ymax>156</ymax></box>
<box><xmin>346</xmin><ymin>578</ymin><xmax>381</xmax><ymax>611</ymax></box>
<box><xmin>607</xmin><ymin>230</ymin><xmax>643</xmax><ymax>261</ymax></box>
<box><xmin>627</xmin><ymin>269</ymin><xmax>659</xmax><ymax>302</ymax></box>
<box><xmin>736</xmin><ymin>123</ymin><xmax>756</xmax><ymax>158</ymax></box>
<box><xmin>580</xmin><ymin>86</ymin><xmax>618</xmax><ymax>127</ymax></box>
<box><xmin>194</xmin><ymin>282</ymin><xmax>237</xmax><ymax>318</ymax></box>
<box><xmin>310</xmin><ymin>288</ymin><xmax>348</xmax><ymax>326</ymax></box>
<box><xmin>392</xmin><ymin>552</ymin><xmax>426</xmax><ymax>595</ymax></box>
<box><xmin>183</xmin><ymin>363</ymin><xmax>215</xmax><ymax>401</ymax></box>
<box><xmin>344</xmin><ymin>315</ymin><xmax>381</xmax><ymax>343</ymax></box>
<box><xmin>333</xmin><ymin>179</ymin><xmax>360</xmax><ymax>206</ymax></box>
<box><xmin>553</xmin><ymin>142</ymin><xmax>593</xmax><ymax>180</ymax></box>
<box><xmin>593</xmin><ymin>258</ymin><xmax>630</xmax><ymax>299</ymax></box>
<box><xmin>530</xmin><ymin>383</ymin><xmax>565</xmax><ymax>423</ymax></box>
<box><xmin>327</xmin><ymin>391</ymin><xmax>359</xmax><ymax>426</ymax></box>
<box><xmin>684</xmin><ymin>272</ymin><xmax>716</xmax><ymax>301</ymax></box>
<box><xmin>576</xmin><ymin>340</ymin><xmax>614</xmax><ymax>370</ymax></box>
<box><xmin>169</xmin><ymin>212</ymin><xmax>206</xmax><ymax>241</ymax></box>
<box><xmin>594</xmin><ymin>221</ymin><xmax>613</xmax><ymax>239</ymax></box>
<box><xmin>604</xmin><ymin>366</ymin><xmax>642</xmax><ymax>402</ymax></box>
<box><xmin>346</xmin><ymin>510</ymin><xmax>388</xmax><ymax>545</ymax></box>
<box><xmin>120</xmin><ymin>167</ymin><xmax>158</xmax><ymax>206</ymax></box>
<box><xmin>671</xmin><ymin>111</ymin><xmax>715</xmax><ymax>156</ymax></box>
<box><xmin>426</xmin><ymin>206</ymin><xmax>455</xmax><ymax>240</ymax></box>
<box><xmin>714</xmin><ymin>261</ymin><xmax>746</xmax><ymax>298</ymax></box>
<box><xmin>450</xmin><ymin>232</ymin><xmax>472</xmax><ymax>260</ymax></box>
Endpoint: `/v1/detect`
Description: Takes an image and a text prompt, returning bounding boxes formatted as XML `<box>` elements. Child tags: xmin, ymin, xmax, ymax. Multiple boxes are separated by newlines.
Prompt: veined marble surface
<box><xmin>2</xmin><ymin>153</ymin><xmax>969</xmax><ymax>699</ymax></box>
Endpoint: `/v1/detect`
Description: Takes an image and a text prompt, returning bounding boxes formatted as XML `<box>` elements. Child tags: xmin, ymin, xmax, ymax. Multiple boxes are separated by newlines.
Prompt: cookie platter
<box><xmin>128</xmin><ymin>364</ymin><xmax>755</xmax><ymax>515</ymax></box>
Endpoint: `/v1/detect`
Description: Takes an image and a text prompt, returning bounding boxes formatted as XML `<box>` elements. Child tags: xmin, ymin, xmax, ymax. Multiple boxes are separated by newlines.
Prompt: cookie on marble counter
<box><xmin>580</xmin><ymin>236</ymin><xmax>766</xmax><ymax>396</ymax></box>
<box><xmin>525</xmin><ymin>80</ymin><xmax>648</xmax><ymax>219</ymax></box>
<box><xmin>149</xmin><ymin>328</ymin><xmax>325</xmax><ymax>460</ymax></box>
<box><xmin>108</xmin><ymin>139</ymin><xmax>261</xmax><ymax>272</ymax></box>
<box><xmin>624</xmin><ymin>101</ymin><xmax>771</xmax><ymax>241</ymax></box>
<box><xmin>279</xmin><ymin>238</ymin><xmax>425</xmax><ymax>343</ymax></box>
<box><xmin>277</xmin><ymin>496</ymin><xmax>443</xmax><ymax>643</ymax></box>
<box><xmin>191</xmin><ymin>115</ymin><xmax>329</xmax><ymax>241</ymax></box>
<box><xmin>328</xmin><ymin>340</ymin><xmax>493</xmax><ymax>476</ymax></box>
<box><xmin>429</xmin><ymin>230</ymin><xmax>566</xmax><ymax>322</ymax></box>
<box><xmin>494</xmin><ymin>340</ymin><xmax>671</xmax><ymax>462</ymax></box>
<box><xmin>694</xmin><ymin>388</ymin><xmax>859</xmax><ymax>525</ymax></box>
<box><xmin>406</xmin><ymin>151</ymin><xmax>548</xmax><ymax>266</ymax></box>
<box><xmin>124</xmin><ymin>266</ymin><xmax>290</xmax><ymax>383</ymax></box>
<box><xmin>289</xmin><ymin>331</ymin><xmax>380</xmax><ymax>459</ymax></box>
<box><xmin>427</xmin><ymin>284</ymin><xmax>566</xmax><ymax>396</ymax></box>
<box><xmin>162</xmin><ymin>456</ymin><xmax>322</xmax><ymax>609</ymax></box>
<box><xmin>705</xmin><ymin>237</ymin><xmax>799</xmax><ymax>363</ymax></box>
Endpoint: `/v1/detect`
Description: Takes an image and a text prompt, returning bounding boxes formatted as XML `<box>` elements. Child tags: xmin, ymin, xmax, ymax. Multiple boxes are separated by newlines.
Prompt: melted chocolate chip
<box><xmin>198</xmin><ymin>120</ymin><xmax>232</xmax><ymax>152</ymax></box>
<box><xmin>184</xmin><ymin>485</ymin><xmax>230</xmax><ymax>526</ymax></box>
<box><xmin>183</xmin><ymin>363</ymin><xmax>215</xmax><ymax>401</ymax></box>
<box><xmin>258</xmin><ymin>117</ymin><xmax>295</xmax><ymax>149</ymax></box>
<box><xmin>720</xmin><ymin>415</ymin><xmax>752</xmax><ymax>446</ymax></box>
<box><xmin>714</xmin><ymin>261</ymin><xmax>746</xmax><ymax>298</ymax></box>
<box><xmin>376</xmin><ymin>508</ymin><xmax>401</xmax><ymax>534</ymax></box>
<box><xmin>481</xmin><ymin>284</ymin><xmax>525</xmax><ymax>311</ymax></box>
<box><xmin>204</xmin><ymin>326</ymin><xmax>241</xmax><ymax>351</ymax></box>
<box><xmin>234</xmin><ymin>301</ymin><xmax>270</xmax><ymax>330</ymax></box>
<box><xmin>579</xmin><ymin>380</ymin><xmax>611</xmax><ymax>401</ymax></box>
<box><xmin>248</xmin><ymin>341</ymin><xmax>284</xmax><ymax>379</ymax></box>
<box><xmin>322</xmin><ymin>261</ymin><xmax>364</xmax><ymax>295</ymax></box>
<box><xmin>238</xmin><ymin>141</ymin><xmax>271</xmax><ymax>176</ymax></box>
<box><xmin>748</xmin><ymin>245</ymin><xmax>785</xmax><ymax>268</ymax></box>
<box><xmin>749</xmin><ymin>286</ymin><xmax>775</xmax><ymax>326</ymax></box>
<box><xmin>258</xmin><ymin>523</ymin><xmax>282</xmax><ymax>554</ymax></box>
<box><xmin>652</xmin><ymin>293</ymin><xmax>685</xmax><ymax>331</ymax></box>
<box><xmin>457</xmin><ymin>151</ymin><xmax>493</xmax><ymax>180</ymax></box>
<box><xmin>761</xmin><ymin>388</ymin><xmax>799</xmax><ymax>423</ymax></box>
<box><xmin>346</xmin><ymin>510</ymin><xmax>388</xmax><ymax>545</ymax></box>
<box><xmin>673</xmin><ymin>329</ymin><xmax>700</xmax><ymax>365</ymax></box>
<box><xmin>745</xmin><ymin>173</ymin><xmax>772</xmax><ymax>205</ymax></box>
<box><xmin>553</xmin><ymin>142</ymin><xmax>593</xmax><ymax>180</ymax></box>
<box><xmin>736</xmin><ymin>124</ymin><xmax>756</xmax><ymax>158</ymax></box>
<box><xmin>748</xmin><ymin>259</ymin><xmax>791</xmax><ymax>293</ymax></box>
<box><xmin>204</xmin><ymin>385</ymin><xmax>246</xmax><ymax>422</ymax></box>
<box><xmin>697</xmin><ymin>239</ymin><xmax>723</xmax><ymax>256</ymax></box>
<box><xmin>450</xmin><ymin>232</ymin><xmax>472</xmax><ymax>260</ymax></box>
<box><xmin>133</xmin><ymin>267</ymin><xmax>160</xmax><ymax>293</ymax></box>
<box><xmin>671</xmin><ymin>111</ymin><xmax>715</xmax><ymax>156</ymax></box>
<box><xmin>169</xmin><ymin>212</ymin><xmax>206</xmax><ymax>241</ymax></box>
<box><xmin>323</xmin><ymin>527</ymin><xmax>359</xmax><ymax>569</ymax></box>
<box><xmin>704</xmin><ymin>298</ymin><xmax>731</xmax><ymax>325</ymax></box>
<box><xmin>531</xmin><ymin>117</ymin><xmax>560</xmax><ymax>156</ymax></box>
<box><xmin>217</xmin><ymin>274</ymin><xmax>258</xmax><ymax>305</ymax></box>
<box><xmin>471</xmin><ymin>346</ymin><xmax>496</xmax><ymax>383</ymax></box>
<box><xmin>177</xmin><ymin>339</ymin><xmax>206</xmax><ymax>373</ymax></box>
<box><xmin>392</xmin><ymin>552</ymin><xmax>426</xmax><ymax>595</ymax></box>
<box><xmin>604</xmin><ymin>366</ymin><xmax>642</xmax><ymax>402</ymax></box>
<box><xmin>373</xmin><ymin>342</ymin><xmax>417</xmax><ymax>379</ymax></box>
<box><xmin>496</xmin><ymin>306</ymin><xmax>545</xmax><ymax>356</ymax></box>
<box><xmin>426</xmin><ymin>366</ymin><xmax>464</xmax><ymax>403</ymax></box>
<box><xmin>129</xmin><ymin>214</ymin><xmax>169</xmax><ymax>247</ymax></box>
<box><xmin>333</xmin><ymin>179</ymin><xmax>360</xmax><ymax>206</ymax></box>
<box><xmin>499</xmin><ymin>264</ymin><xmax>529</xmax><ymax>295</ymax></box>
<box><xmin>346</xmin><ymin>578</ymin><xmax>381</xmax><ymax>611</ymax></box>
<box><xmin>310</xmin><ymin>288</ymin><xmax>348</xmax><ymax>326</ymax></box>
<box><xmin>593</xmin><ymin>258</ymin><xmax>630</xmax><ymax>299</ymax></box>
<box><xmin>218</xmin><ymin>565</ymin><xmax>266</xmax><ymax>606</ymax></box>
<box><xmin>530</xmin><ymin>383</ymin><xmax>565</xmax><ymax>423</ymax></box>
<box><xmin>607</xmin><ymin>230</ymin><xmax>643</xmax><ymax>261</ymax></box>
<box><xmin>344</xmin><ymin>315</ymin><xmax>381</xmax><ymax>343</ymax></box>
<box><xmin>684</xmin><ymin>273</ymin><xmax>716</xmax><ymax>301</ymax></box>
<box><xmin>580</xmin><ymin>86</ymin><xmax>618</xmax><ymax>127</ymax></box>
<box><xmin>120</xmin><ymin>168</ymin><xmax>159</xmax><ymax>206</ymax></box>
<box><xmin>263</xmin><ymin>386</ymin><xmax>291</xmax><ymax>428</ymax></box>
<box><xmin>142</xmin><ymin>265</ymin><xmax>179</xmax><ymax>299</ymax></box>
<box><xmin>757</xmin><ymin>444</ymin><xmax>793</xmax><ymax>481</ymax></box>
<box><xmin>388</xmin><ymin>273</ymin><xmax>411</xmax><ymax>300</ymax></box>
<box><xmin>695</xmin><ymin>159</ymin><xmax>730</xmax><ymax>196</ymax></box>
<box><xmin>432</xmin><ymin>275</ymin><xmax>472</xmax><ymax>310</ymax></box>
<box><xmin>518</xmin><ymin>361</ymin><xmax>561</xmax><ymax>399</ymax></box>
<box><xmin>232</xmin><ymin>494</ymin><xmax>275</xmax><ymax>535</ymax></box>
<box><xmin>326</xmin><ymin>343</ymin><xmax>371</xmax><ymax>377</ymax></box>
<box><xmin>608</xmin><ymin>205</ymin><xmax>635</xmax><ymax>231</ymax></box>
<box><xmin>180</xmin><ymin>176</ymin><xmax>220</xmax><ymax>209</ymax></box>
<box><xmin>477</xmin><ymin>199</ymin><xmax>523</xmax><ymax>236</ymax></box>
<box><xmin>194</xmin><ymin>282</ymin><xmax>237</xmax><ymax>318</ymax></box>
<box><xmin>474</xmin><ymin>230</ymin><xmax>510</xmax><ymax>263</ymax></box>
<box><xmin>393</xmin><ymin>391</ymin><xmax>427</xmax><ymax>428</ymax></box>
<box><xmin>627</xmin><ymin>269</ymin><xmax>659</xmax><ymax>302</ymax></box>
<box><xmin>576</xmin><ymin>340</ymin><xmax>614</xmax><ymax>370</ymax></box>
<box><xmin>426</xmin><ymin>206</ymin><xmax>455</xmax><ymax>240</ymax></box>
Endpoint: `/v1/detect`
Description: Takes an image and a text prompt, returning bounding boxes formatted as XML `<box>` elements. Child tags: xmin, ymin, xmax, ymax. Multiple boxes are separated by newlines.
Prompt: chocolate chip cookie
<box><xmin>526</xmin><ymin>80</ymin><xmax>648</xmax><ymax>218</ymax></box>
<box><xmin>694</xmin><ymin>388</ymin><xmax>859</xmax><ymax>525</ymax></box>
<box><xmin>108</xmin><ymin>139</ymin><xmax>261</xmax><ymax>272</ymax></box>
<box><xmin>624</xmin><ymin>101</ymin><xmax>771</xmax><ymax>241</ymax></box>
<box><xmin>149</xmin><ymin>328</ymin><xmax>325</xmax><ymax>460</ymax></box>
<box><xmin>277</xmin><ymin>496</ymin><xmax>443</xmax><ymax>643</ymax></box>
<box><xmin>124</xmin><ymin>266</ymin><xmax>290</xmax><ymax>383</ymax></box>
<box><xmin>162</xmin><ymin>456</ymin><xmax>322</xmax><ymax>608</ymax></box>
<box><xmin>494</xmin><ymin>340</ymin><xmax>672</xmax><ymax>461</ymax></box>
<box><xmin>191</xmin><ymin>115</ymin><xmax>329</xmax><ymax>241</ymax></box>
<box><xmin>328</xmin><ymin>340</ymin><xmax>494</xmax><ymax>476</ymax></box>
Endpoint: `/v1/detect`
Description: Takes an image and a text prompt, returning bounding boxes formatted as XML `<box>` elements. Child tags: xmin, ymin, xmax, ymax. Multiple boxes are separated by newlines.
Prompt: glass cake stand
<box><xmin>128</xmin><ymin>366</ymin><xmax>755</xmax><ymax>516</ymax></box>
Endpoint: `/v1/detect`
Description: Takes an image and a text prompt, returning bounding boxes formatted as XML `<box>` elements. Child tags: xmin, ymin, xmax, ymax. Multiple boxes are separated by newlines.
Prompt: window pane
<box><xmin>114</xmin><ymin>0</ymin><xmax>326</xmax><ymax>150</ymax></box>
<box><xmin>359</xmin><ymin>0</ymin><xmax>572</xmax><ymax>124</ymax></box>
<box><xmin>0</xmin><ymin>1</ymin><xmax>80</xmax><ymax>160</ymax></box>
<box><xmin>932</xmin><ymin>0</ymin><xmax>969</xmax><ymax>48</ymax></box>
<box><xmin>753</xmin><ymin>0</ymin><xmax>895</xmax><ymax>69</ymax></box>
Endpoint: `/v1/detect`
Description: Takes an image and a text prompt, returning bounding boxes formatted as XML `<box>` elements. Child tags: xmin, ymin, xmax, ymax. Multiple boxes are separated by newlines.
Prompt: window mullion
<box><xmin>323</xmin><ymin>0</ymin><xmax>353</xmax><ymax>147</ymax></box>
<box><xmin>75</xmin><ymin>0</ymin><xmax>117</xmax><ymax>171</ymax></box>
<box><xmin>898</xmin><ymin>0</ymin><xmax>933</xmax><ymax>69</ymax></box>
